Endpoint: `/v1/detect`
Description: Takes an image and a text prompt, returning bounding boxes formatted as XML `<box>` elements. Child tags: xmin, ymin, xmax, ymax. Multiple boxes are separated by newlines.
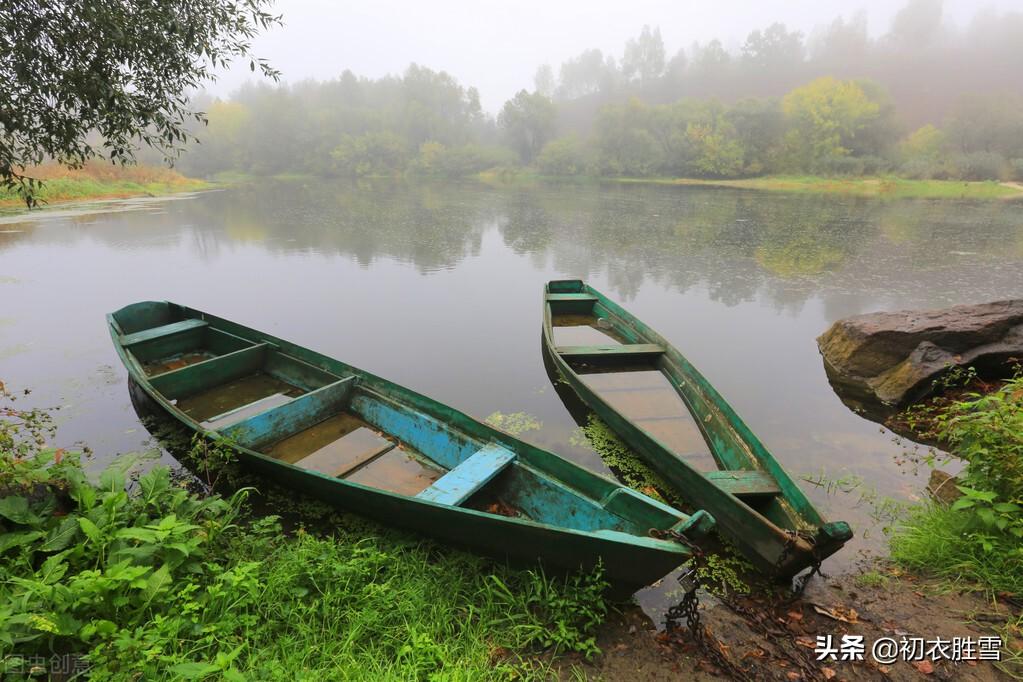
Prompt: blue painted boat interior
<box><xmin>110</xmin><ymin>301</ymin><xmax>662</xmax><ymax>536</ymax></box>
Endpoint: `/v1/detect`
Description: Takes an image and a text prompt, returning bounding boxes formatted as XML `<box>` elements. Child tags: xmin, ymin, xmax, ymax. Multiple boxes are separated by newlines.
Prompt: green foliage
<box><xmin>0</xmin><ymin>388</ymin><xmax>610</xmax><ymax>678</ymax></box>
<box><xmin>411</xmin><ymin>142</ymin><xmax>516</xmax><ymax>177</ymax></box>
<box><xmin>781</xmin><ymin>77</ymin><xmax>881</xmax><ymax>169</ymax></box>
<box><xmin>331</xmin><ymin>131</ymin><xmax>410</xmax><ymax>177</ymax></box>
<box><xmin>891</xmin><ymin>376</ymin><xmax>1023</xmax><ymax>596</ymax></box>
<box><xmin>0</xmin><ymin>0</ymin><xmax>281</xmax><ymax>206</ymax></box>
<box><xmin>536</xmin><ymin>136</ymin><xmax>592</xmax><ymax>176</ymax></box>
<box><xmin>499</xmin><ymin>91</ymin><xmax>557</xmax><ymax>164</ymax></box>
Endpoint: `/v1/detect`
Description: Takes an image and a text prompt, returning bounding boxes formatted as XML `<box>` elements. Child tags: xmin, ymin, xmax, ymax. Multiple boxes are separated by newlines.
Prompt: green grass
<box><xmin>0</xmin><ymin>176</ymin><xmax>209</xmax><ymax>207</ymax></box>
<box><xmin>0</xmin><ymin>388</ymin><xmax>610</xmax><ymax>679</ymax></box>
<box><xmin>0</xmin><ymin>386</ymin><xmax>605</xmax><ymax>678</ymax></box>
<box><xmin>617</xmin><ymin>174</ymin><xmax>1023</xmax><ymax>199</ymax></box>
<box><xmin>890</xmin><ymin>504</ymin><xmax>1023</xmax><ymax>596</ymax></box>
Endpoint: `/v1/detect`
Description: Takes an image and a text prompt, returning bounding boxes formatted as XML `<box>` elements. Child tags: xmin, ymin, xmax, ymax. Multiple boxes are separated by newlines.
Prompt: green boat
<box><xmin>108</xmin><ymin>301</ymin><xmax>716</xmax><ymax>595</ymax></box>
<box><xmin>542</xmin><ymin>280</ymin><xmax>852</xmax><ymax>578</ymax></box>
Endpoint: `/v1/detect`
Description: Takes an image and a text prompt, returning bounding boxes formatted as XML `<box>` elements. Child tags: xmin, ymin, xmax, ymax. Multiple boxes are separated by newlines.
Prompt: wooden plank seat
<box><xmin>120</xmin><ymin>319</ymin><xmax>207</xmax><ymax>347</ymax></box>
<box><xmin>546</xmin><ymin>293</ymin><xmax>599</xmax><ymax>303</ymax></box>
<box><xmin>705</xmin><ymin>470</ymin><xmax>781</xmax><ymax>499</ymax></box>
<box><xmin>557</xmin><ymin>343</ymin><xmax>664</xmax><ymax>359</ymax></box>
<box><xmin>416</xmin><ymin>444</ymin><xmax>517</xmax><ymax>506</ymax></box>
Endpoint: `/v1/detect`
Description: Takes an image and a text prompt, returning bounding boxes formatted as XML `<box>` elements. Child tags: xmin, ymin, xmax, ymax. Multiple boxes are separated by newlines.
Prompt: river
<box><xmin>2</xmin><ymin>179</ymin><xmax>1021</xmax><ymax>616</ymax></box>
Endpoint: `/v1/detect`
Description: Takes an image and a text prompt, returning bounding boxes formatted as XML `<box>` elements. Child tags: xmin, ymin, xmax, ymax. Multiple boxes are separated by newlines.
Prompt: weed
<box><xmin>0</xmin><ymin>385</ymin><xmax>610</xmax><ymax>679</ymax></box>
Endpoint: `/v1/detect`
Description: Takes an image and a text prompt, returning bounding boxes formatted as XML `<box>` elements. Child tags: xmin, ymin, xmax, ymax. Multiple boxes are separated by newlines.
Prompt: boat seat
<box><xmin>416</xmin><ymin>443</ymin><xmax>516</xmax><ymax>506</ymax></box>
<box><xmin>546</xmin><ymin>293</ymin><xmax>598</xmax><ymax>303</ymax></box>
<box><xmin>557</xmin><ymin>343</ymin><xmax>664</xmax><ymax>359</ymax></box>
<box><xmin>121</xmin><ymin>319</ymin><xmax>207</xmax><ymax>347</ymax></box>
<box><xmin>705</xmin><ymin>470</ymin><xmax>781</xmax><ymax>499</ymax></box>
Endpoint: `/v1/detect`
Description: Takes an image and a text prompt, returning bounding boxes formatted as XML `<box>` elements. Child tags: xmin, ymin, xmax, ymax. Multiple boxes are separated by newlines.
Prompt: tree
<box><xmin>498</xmin><ymin>91</ymin><xmax>556</xmax><ymax>163</ymax></box>
<box><xmin>741</xmin><ymin>23</ymin><xmax>805</xmax><ymax>72</ymax></box>
<box><xmin>534</xmin><ymin>64</ymin><xmax>556</xmax><ymax>98</ymax></box>
<box><xmin>0</xmin><ymin>0</ymin><xmax>281</xmax><ymax>205</ymax></box>
<box><xmin>782</xmin><ymin>77</ymin><xmax>880</xmax><ymax>168</ymax></box>
<box><xmin>622</xmin><ymin>26</ymin><xmax>666</xmax><ymax>84</ymax></box>
<box><xmin>556</xmin><ymin>49</ymin><xmax>609</xmax><ymax>99</ymax></box>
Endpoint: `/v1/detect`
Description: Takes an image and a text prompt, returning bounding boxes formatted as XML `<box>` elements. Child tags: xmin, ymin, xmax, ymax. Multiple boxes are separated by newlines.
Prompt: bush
<box><xmin>535</xmin><ymin>136</ymin><xmax>593</xmax><ymax>176</ymax></box>
<box><xmin>412</xmin><ymin>142</ymin><xmax>516</xmax><ymax>177</ymax></box>
<box><xmin>891</xmin><ymin>375</ymin><xmax>1023</xmax><ymax>595</ymax></box>
<box><xmin>899</xmin><ymin>158</ymin><xmax>949</xmax><ymax>180</ymax></box>
<box><xmin>818</xmin><ymin>155</ymin><xmax>891</xmax><ymax>176</ymax></box>
<box><xmin>1011</xmin><ymin>158</ymin><xmax>1023</xmax><ymax>182</ymax></box>
<box><xmin>948</xmin><ymin>151</ymin><xmax>1008</xmax><ymax>181</ymax></box>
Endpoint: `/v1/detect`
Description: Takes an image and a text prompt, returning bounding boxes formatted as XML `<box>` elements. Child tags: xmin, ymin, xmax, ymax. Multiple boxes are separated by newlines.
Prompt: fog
<box><xmin>213</xmin><ymin>0</ymin><xmax>1021</xmax><ymax>112</ymax></box>
<box><xmin>175</xmin><ymin>0</ymin><xmax>1023</xmax><ymax>184</ymax></box>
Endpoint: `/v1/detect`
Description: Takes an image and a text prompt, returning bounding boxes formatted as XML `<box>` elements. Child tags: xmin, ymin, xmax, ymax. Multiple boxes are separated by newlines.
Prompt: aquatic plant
<box><xmin>569</xmin><ymin>415</ymin><xmax>678</xmax><ymax>506</ymax></box>
<box><xmin>484</xmin><ymin>411</ymin><xmax>543</xmax><ymax>437</ymax></box>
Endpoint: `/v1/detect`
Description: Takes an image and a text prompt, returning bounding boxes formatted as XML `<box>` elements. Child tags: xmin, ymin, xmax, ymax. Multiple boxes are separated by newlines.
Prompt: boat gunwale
<box><xmin>541</xmin><ymin>280</ymin><xmax>850</xmax><ymax>574</ymax></box>
<box><xmin>106</xmin><ymin>303</ymin><xmax>694</xmax><ymax>556</ymax></box>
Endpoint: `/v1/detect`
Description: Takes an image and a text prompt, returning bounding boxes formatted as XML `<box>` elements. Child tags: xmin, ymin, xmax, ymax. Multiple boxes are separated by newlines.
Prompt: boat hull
<box><xmin>110</xmin><ymin>301</ymin><xmax>715</xmax><ymax>594</ymax></box>
<box><xmin>542</xmin><ymin>280</ymin><xmax>851</xmax><ymax>578</ymax></box>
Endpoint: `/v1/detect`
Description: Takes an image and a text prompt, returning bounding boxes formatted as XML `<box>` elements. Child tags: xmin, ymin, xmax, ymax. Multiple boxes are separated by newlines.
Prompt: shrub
<box><xmin>535</xmin><ymin>136</ymin><xmax>593</xmax><ymax>176</ymax></box>
<box><xmin>948</xmin><ymin>151</ymin><xmax>1008</xmax><ymax>181</ymax></box>
<box><xmin>1011</xmin><ymin>158</ymin><xmax>1023</xmax><ymax>182</ymax></box>
<box><xmin>412</xmin><ymin>142</ymin><xmax>516</xmax><ymax>177</ymax></box>
<box><xmin>891</xmin><ymin>375</ymin><xmax>1023</xmax><ymax>596</ymax></box>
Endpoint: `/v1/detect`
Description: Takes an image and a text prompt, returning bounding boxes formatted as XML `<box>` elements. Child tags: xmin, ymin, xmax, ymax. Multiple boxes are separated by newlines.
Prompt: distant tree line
<box><xmin>180</xmin><ymin>0</ymin><xmax>1023</xmax><ymax>182</ymax></box>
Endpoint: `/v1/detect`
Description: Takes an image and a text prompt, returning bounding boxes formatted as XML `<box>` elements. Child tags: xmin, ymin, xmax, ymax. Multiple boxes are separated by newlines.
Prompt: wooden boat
<box><xmin>108</xmin><ymin>301</ymin><xmax>716</xmax><ymax>595</ymax></box>
<box><xmin>542</xmin><ymin>280</ymin><xmax>852</xmax><ymax>578</ymax></box>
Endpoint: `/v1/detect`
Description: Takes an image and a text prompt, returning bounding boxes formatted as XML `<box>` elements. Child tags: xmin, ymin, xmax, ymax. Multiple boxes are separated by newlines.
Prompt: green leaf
<box><xmin>39</xmin><ymin>553</ymin><xmax>68</xmax><ymax>584</ymax></box>
<box><xmin>78</xmin><ymin>517</ymin><xmax>102</xmax><ymax>543</ymax></box>
<box><xmin>99</xmin><ymin>464</ymin><xmax>126</xmax><ymax>492</ymax></box>
<box><xmin>223</xmin><ymin>668</ymin><xmax>247</xmax><ymax>682</ymax></box>
<box><xmin>114</xmin><ymin>526</ymin><xmax>160</xmax><ymax>543</ymax></box>
<box><xmin>0</xmin><ymin>530</ymin><xmax>43</xmax><ymax>553</ymax></box>
<box><xmin>168</xmin><ymin>662</ymin><xmax>220</xmax><ymax>678</ymax></box>
<box><xmin>0</xmin><ymin>496</ymin><xmax>42</xmax><ymax>525</ymax></box>
<box><xmin>40</xmin><ymin>516</ymin><xmax>79</xmax><ymax>552</ymax></box>
<box><xmin>145</xmin><ymin>564</ymin><xmax>173</xmax><ymax>600</ymax></box>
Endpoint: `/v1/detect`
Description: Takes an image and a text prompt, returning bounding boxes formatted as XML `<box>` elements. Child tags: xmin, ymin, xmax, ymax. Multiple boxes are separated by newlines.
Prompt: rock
<box><xmin>927</xmin><ymin>470</ymin><xmax>962</xmax><ymax>506</ymax></box>
<box><xmin>817</xmin><ymin>299</ymin><xmax>1023</xmax><ymax>409</ymax></box>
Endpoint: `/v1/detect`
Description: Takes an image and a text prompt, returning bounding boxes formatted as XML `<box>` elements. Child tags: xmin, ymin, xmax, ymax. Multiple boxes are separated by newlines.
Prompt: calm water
<box><xmin>3</xmin><ymin>180</ymin><xmax>1022</xmax><ymax>612</ymax></box>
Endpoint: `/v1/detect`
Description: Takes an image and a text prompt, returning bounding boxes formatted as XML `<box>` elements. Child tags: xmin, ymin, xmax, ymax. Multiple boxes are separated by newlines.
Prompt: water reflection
<box><xmin>2</xmin><ymin>179</ymin><xmax>1022</xmax><ymax>581</ymax></box>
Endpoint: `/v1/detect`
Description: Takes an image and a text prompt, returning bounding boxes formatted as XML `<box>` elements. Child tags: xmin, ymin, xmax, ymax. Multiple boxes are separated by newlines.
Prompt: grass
<box><xmin>0</xmin><ymin>163</ymin><xmax>209</xmax><ymax>208</ymax></box>
<box><xmin>616</xmin><ymin>174</ymin><xmax>1023</xmax><ymax>199</ymax></box>
<box><xmin>0</xmin><ymin>386</ymin><xmax>609</xmax><ymax>679</ymax></box>
<box><xmin>887</xmin><ymin>373</ymin><xmax>1023</xmax><ymax>676</ymax></box>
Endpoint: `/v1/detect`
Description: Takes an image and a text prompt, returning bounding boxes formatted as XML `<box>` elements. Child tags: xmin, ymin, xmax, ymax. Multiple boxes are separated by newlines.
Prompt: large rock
<box><xmin>817</xmin><ymin>299</ymin><xmax>1023</xmax><ymax>409</ymax></box>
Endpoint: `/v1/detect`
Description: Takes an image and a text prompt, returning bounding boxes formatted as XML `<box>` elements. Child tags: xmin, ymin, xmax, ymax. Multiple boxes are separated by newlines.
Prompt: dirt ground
<box><xmin>557</xmin><ymin>566</ymin><xmax>1020</xmax><ymax>681</ymax></box>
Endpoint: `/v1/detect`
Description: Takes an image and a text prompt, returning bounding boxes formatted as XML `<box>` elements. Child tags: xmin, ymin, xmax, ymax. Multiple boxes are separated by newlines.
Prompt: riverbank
<box><xmin>0</xmin><ymin>163</ymin><xmax>209</xmax><ymax>208</ymax></box>
<box><xmin>627</xmin><ymin>175</ymin><xmax>1023</xmax><ymax>200</ymax></box>
<box><xmin>476</xmin><ymin>170</ymin><xmax>1023</xmax><ymax>200</ymax></box>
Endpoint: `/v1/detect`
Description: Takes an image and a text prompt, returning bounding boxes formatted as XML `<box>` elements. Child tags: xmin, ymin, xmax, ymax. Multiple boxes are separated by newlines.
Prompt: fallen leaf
<box><xmin>787</xmin><ymin>610</ymin><xmax>804</xmax><ymax>621</ymax></box>
<box><xmin>878</xmin><ymin>664</ymin><xmax>890</xmax><ymax>675</ymax></box>
<box><xmin>795</xmin><ymin>637</ymin><xmax>816</xmax><ymax>649</ymax></box>
<box><xmin>823</xmin><ymin>668</ymin><xmax>836</xmax><ymax>679</ymax></box>
<box><xmin>812</xmin><ymin>604</ymin><xmax>859</xmax><ymax>623</ymax></box>
<box><xmin>912</xmin><ymin>660</ymin><xmax>934</xmax><ymax>675</ymax></box>
<box><xmin>786</xmin><ymin>672</ymin><xmax>801</xmax><ymax>681</ymax></box>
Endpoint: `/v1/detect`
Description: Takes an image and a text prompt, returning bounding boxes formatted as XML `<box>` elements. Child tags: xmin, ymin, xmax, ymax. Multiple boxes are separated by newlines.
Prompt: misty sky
<box><xmin>214</xmin><ymin>0</ymin><xmax>1022</xmax><ymax>112</ymax></box>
